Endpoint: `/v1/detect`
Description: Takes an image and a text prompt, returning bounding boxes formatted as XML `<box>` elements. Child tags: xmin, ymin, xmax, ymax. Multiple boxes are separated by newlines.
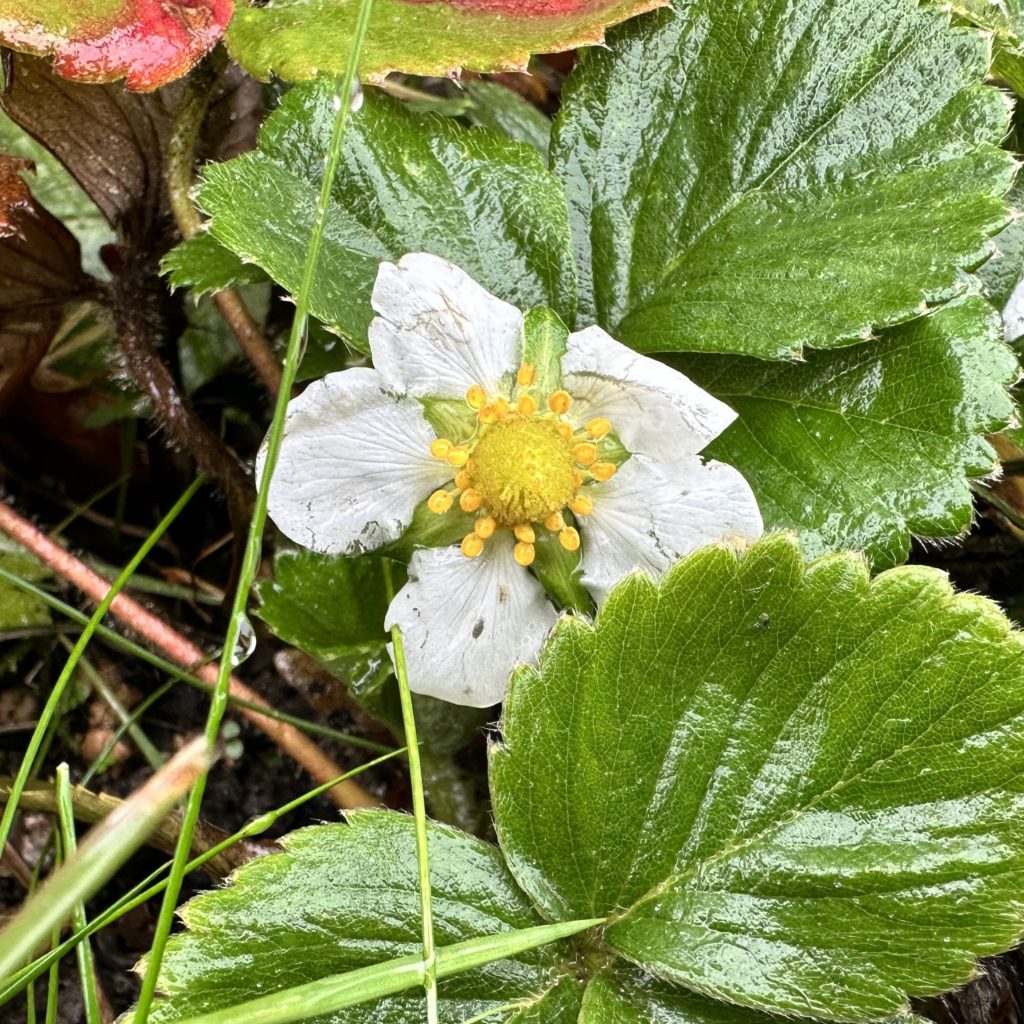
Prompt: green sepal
<box><xmin>532</xmin><ymin>521</ymin><xmax>593</xmax><ymax>616</ymax></box>
<box><xmin>383</xmin><ymin>501</ymin><xmax>475</xmax><ymax>562</ymax></box>
<box><xmin>419</xmin><ymin>396</ymin><xmax>477</xmax><ymax>443</ymax></box>
<box><xmin>522</xmin><ymin>307</ymin><xmax>568</xmax><ymax>398</ymax></box>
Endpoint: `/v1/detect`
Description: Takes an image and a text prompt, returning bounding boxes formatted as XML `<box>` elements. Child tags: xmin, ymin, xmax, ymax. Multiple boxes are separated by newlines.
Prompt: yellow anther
<box><xmin>573</xmin><ymin>470</ymin><xmax>584</xmax><ymax>489</ymax></box>
<box><xmin>591</xmin><ymin>461</ymin><xmax>617</xmax><ymax>481</ymax></box>
<box><xmin>466</xmin><ymin>384</ymin><xmax>487</xmax><ymax>411</ymax></box>
<box><xmin>548</xmin><ymin>390</ymin><xmax>572</xmax><ymax>415</ymax></box>
<box><xmin>460</xmin><ymin>488</ymin><xmax>482</xmax><ymax>512</ymax></box>
<box><xmin>574</xmin><ymin>443</ymin><xmax>599</xmax><ymax>467</ymax></box>
<box><xmin>474</xmin><ymin>516</ymin><xmax>497</xmax><ymax>539</ymax></box>
<box><xmin>447</xmin><ymin>446</ymin><xmax>470</xmax><ymax>468</ymax></box>
<box><xmin>586</xmin><ymin>417</ymin><xmax>612</xmax><ymax>439</ymax></box>
<box><xmin>461</xmin><ymin>533</ymin><xmax>485</xmax><ymax>558</ymax></box>
<box><xmin>544</xmin><ymin>511</ymin><xmax>565</xmax><ymax>532</ymax></box>
<box><xmin>556</xmin><ymin>422</ymin><xmax>574</xmax><ymax>442</ymax></box>
<box><xmin>479</xmin><ymin>405</ymin><xmax>499</xmax><ymax>425</ymax></box>
<box><xmin>514</xmin><ymin>523</ymin><xmax>536</xmax><ymax>544</ymax></box>
<box><xmin>570</xmin><ymin>494</ymin><xmax>593</xmax><ymax>516</ymax></box>
<box><xmin>517</xmin><ymin>363</ymin><xmax>536</xmax><ymax>387</ymax></box>
<box><xmin>430</xmin><ymin>438</ymin><xmax>452</xmax><ymax>459</ymax></box>
<box><xmin>493</xmin><ymin>397</ymin><xmax>510</xmax><ymax>419</ymax></box>
<box><xmin>517</xmin><ymin>394</ymin><xmax>538</xmax><ymax>416</ymax></box>
<box><xmin>427</xmin><ymin>489</ymin><xmax>453</xmax><ymax>515</ymax></box>
<box><xmin>514</xmin><ymin>541</ymin><xmax>536</xmax><ymax>567</ymax></box>
<box><xmin>559</xmin><ymin>527</ymin><xmax>581</xmax><ymax>552</ymax></box>
<box><xmin>454</xmin><ymin>469</ymin><xmax>471</xmax><ymax>490</ymax></box>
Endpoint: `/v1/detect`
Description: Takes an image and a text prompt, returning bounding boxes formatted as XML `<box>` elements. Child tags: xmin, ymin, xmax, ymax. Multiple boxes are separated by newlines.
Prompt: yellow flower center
<box><xmin>425</xmin><ymin>364</ymin><xmax>621</xmax><ymax>567</ymax></box>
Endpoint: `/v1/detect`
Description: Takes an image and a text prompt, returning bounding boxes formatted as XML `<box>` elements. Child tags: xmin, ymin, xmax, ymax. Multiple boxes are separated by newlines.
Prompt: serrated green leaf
<box><xmin>225</xmin><ymin>0</ymin><xmax>666</xmax><ymax>83</ymax></box>
<box><xmin>948</xmin><ymin>1</ymin><xmax>1024</xmax><ymax>94</ymax></box>
<box><xmin>677</xmin><ymin>297</ymin><xmax>1017</xmax><ymax>567</ymax></box>
<box><xmin>0</xmin><ymin>536</ymin><xmax>51</xmax><ymax>631</ymax></box>
<box><xmin>461</xmin><ymin>81</ymin><xmax>552</xmax><ymax>161</ymax></box>
<box><xmin>491</xmin><ymin>534</ymin><xmax>1024</xmax><ymax>1020</ymax></box>
<box><xmin>198</xmin><ymin>82</ymin><xmax>576</xmax><ymax>351</ymax></box>
<box><xmin>143</xmin><ymin>812</ymin><xmax>582</xmax><ymax>1024</ymax></box>
<box><xmin>553</xmin><ymin>0</ymin><xmax>1014</xmax><ymax>357</ymax></box>
<box><xmin>162</xmin><ymin>234</ymin><xmax>269</xmax><ymax>298</ymax></box>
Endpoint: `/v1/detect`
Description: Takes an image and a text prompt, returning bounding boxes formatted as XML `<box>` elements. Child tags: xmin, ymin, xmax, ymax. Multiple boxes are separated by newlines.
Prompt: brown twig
<box><xmin>166</xmin><ymin>60</ymin><xmax>282</xmax><ymax>396</ymax></box>
<box><xmin>0</xmin><ymin>500</ymin><xmax>378</xmax><ymax>810</ymax></box>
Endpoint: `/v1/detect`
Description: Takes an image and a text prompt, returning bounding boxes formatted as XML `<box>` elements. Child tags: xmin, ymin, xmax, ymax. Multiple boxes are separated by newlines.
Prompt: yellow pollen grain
<box><xmin>586</xmin><ymin>417</ymin><xmax>612</xmax><ymax>439</ymax></box>
<box><xmin>430</xmin><ymin>438</ymin><xmax>452</xmax><ymax>459</ymax></box>
<box><xmin>559</xmin><ymin>527</ymin><xmax>581</xmax><ymax>552</ymax></box>
<box><xmin>427</xmin><ymin>489</ymin><xmax>453</xmax><ymax>514</ymax></box>
<box><xmin>517</xmin><ymin>394</ymin><xmax>538</xmax><ymax>416</ymax></box>
<box><xmin>514</xmin><ymin>541</ymin><xmax>536</xmax><ymax>567</ymax></box>
<box><xmin>574</xmin><ymin>443</ymin><xmax>598</xmax><ymax>467</ymax></box>
<box><xmin>466</xmin><ymin>384</ymin><xmax>487</xmax><ymax>411</ymax></box>
<box><xmin>474</xmin><ymin>516</ymin><xmax>497</xmax><ymax>539</ymax></box>
<box><xmin>514</xmin><ymin>523</ymin><xmax>535</xmax><ymax>544</ymax></box>
<box><xmin>461</xmin><ymin>533</ymin><xmax>484</xmax><ymax>558</ymax></box>
<box><xmin>447</xmin><ymin>446</ymin><xmax>470</xmax><ymax>468</ymax></box>
<box><xmin>570</xmin><ymin>494</ymin><xmax>593</xmax><ymax>516</ymax></box>
<box><xmin>591</xmin><ymin>461</ymin><xmax>617</xmax><ymax>481</ymax></box>
<box><xmin>556</xmin><ymin>422</ymin><xmax>574</xmax><ymax>442</ymax></box>
<box><xmin>460</xmin><ymin>488</ymin><xmax>482</xmax><ymax>512</ymax></box>
<box><xmin>548</xmin><ymin>390</ymin><xmax>572</xmax><ymax>415</ymax></box>
<box><xmin>517</xmin><ymin>363</ymin><xmax>536</xmax><ymax>387</ymax></box>
<box><xmin>454</xmin><ymin>469</ymin><xmax>471</xmax><ymax>490</ymax></box>
<box><xmin>544</xmin><ymin>511</ymin><xmax>565</xmax><ymax>532</ymax></box>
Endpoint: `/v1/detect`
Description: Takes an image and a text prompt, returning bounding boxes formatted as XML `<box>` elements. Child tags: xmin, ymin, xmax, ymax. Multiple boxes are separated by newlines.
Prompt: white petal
<box><xmin>385</xmin><ymin>537</ymin><xmax>558</xmax><ymax>707</ymax></box>
<box><xmin>261</xmin><ymin>367</ymin><xmax>451</xmax><ymax>555</ymax></box>
<box><xmin>563</xmin><ymin>325</ymin><xmax>738</xmax><ymax>460</ymax></box>
<box><xmin>369</xmin><ymin>253</ymin><xmax>523</xmax><ymax>400</ymax></box>
<box><xmin>579</xmin><ymin>455</ymin><xmax>764</xmax><ymax>603</ymax></box>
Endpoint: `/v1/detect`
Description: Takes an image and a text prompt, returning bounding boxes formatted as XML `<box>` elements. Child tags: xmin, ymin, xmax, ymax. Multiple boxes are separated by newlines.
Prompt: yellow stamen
<box><xmin>517</xmin><ymin>363</ymin><xmax>536</xmax><ymax>387</ymax></box>
<box><xmin>559</xmin><ymin>527</ymin><xmax>581</xmax><ymax>552</ymax></box>
<box><xmin>514</xmin><ymin>523</ymin><xmax>535</xmax><ymax>544</ymax></box>
<box><xmin>479</xmin><ymin>405</ymin><xmax>499</xmax><ymax>425</ymax></box>
<box><xmin>430</xmin><ymin>438</ymin><xmax>452</xmax><ymax>459</ymax></box>
<box><xmin>460</xmin><ymin>488</ymin><xmax>482</xmax><ymax>512</ymax></box>
<box><xmin>447</xmin><ymin>446</ymin><xmax>470</xmax><ymax>468</ymax></box>
<box><xmin>544</xmin><ymin>511</ymin><xmax>565</xmax><ymax>532</ymax></box>
<box><xmin>517</xmin><ymin>394</ymin><xmax>538</xmax><ymax>416</ymax></box>
<box><xmin>427</xmin><ymin>489</ymin><xmax>453</xmax><ymax>514</ymax></box>
<box><xmin>466</xmin><ymin>384</ymin><xmax>487</xmax><ymax>411</ymax></box>
<box><xmin>474</xmin><ymin>516</ymin><xmax>496</xmax><ymax>539</ymax></box>
<box><xmin>548</xmin><ymin>390</ymin><xmax>572</xmax><ymax>415</ymax></box>
<box><xmin>493</xmin><ymin>397</ymin><xmax>510</xmax><ymax>419</ymax></box>
<box><xmin>586</xmin><ymin>417</ymin><xmax>612</xmax><ymax>439</ymax></box>
<box><xmin>514</xmin><ymin>541</ymin><xmax>535</xmax><ymax>567</ymax></box>
<box><xmin>591</xmin><ymin>461</ymin><xmax>617</xmax><ymax>481</ymax></box>
<box><xmin>461</xmin><ymin>533</ymin><xmax>484</xmax><ymax>558</ymax></box>
<box><xmin>570</xmin><ymin>494</ymin><xmax>593</xmax><ymax>516</ymax></box>
<box><xmin>574</xmin><ymin>443</ymin><xmax>598</xmax><ymax>467</ymax></box>
<box><xmin>573</xmin><ymin>470</ymin><xmax>584</xmax><ymax>489</ymax></box>
<box><xmin>556</xmin><ymin>422</ymin><xmax>574</xmax><ymax>442</ymax></box>
<box><xmin>454</xmin><ymin>469</ymin><xmax>471</xmax><ymax>490</ymax></box>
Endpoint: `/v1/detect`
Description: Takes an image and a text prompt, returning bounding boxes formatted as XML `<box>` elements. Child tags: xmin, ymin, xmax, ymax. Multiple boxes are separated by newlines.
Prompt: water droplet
<box><xmin>231</xmin><ymin>614</ymin><xmax>257</xmax><ymax>667</ymax></box>
<box><xmin>350</xmin><ymin>76</ymin><xmax>364</xmax><ymax>112</ymax></box>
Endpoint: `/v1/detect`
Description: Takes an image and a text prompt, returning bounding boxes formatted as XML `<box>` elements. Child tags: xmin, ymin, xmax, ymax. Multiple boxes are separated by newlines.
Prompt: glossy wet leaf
<box><xmin>492</xmin><ymin>534</ymin><xmax>1024</xmax><ymax>1020</ymax></box>
<box><xmin>0</xmin><ymin>0</ymin><xmax>232</xmax><ymax>91</ymax></box>
<box><xmin>163</xmin><ymin>234</ymin><xmax>269</xmax><ymax>297</ymax></box>
<box><xmin>948</xmin><ymin>1</ymin><xmax>1024</xmax><ymax>95</ymax></box>
<box><xmin>553</xmin><ymin>0</ymin><xmax>1014</xmax><ymax>358</ymax></box>
<box><xmin>198</xmin><ymin>81</ymin><xmax>576</xmax><ymax>350</ymax></box>
<box><xmin>226</xmin><ymin>0</ymin><xmax>665</xmax><ymax>82</ymax></box>
<box><xmin>681</xmin><ymin>297</ymin><xmax>1017</xmax><ymax>567</ymax></box>
<box><xmin>143</xmin><ymin>811</ymin><xmax>580</xmax><ymax>1024</ymax></box>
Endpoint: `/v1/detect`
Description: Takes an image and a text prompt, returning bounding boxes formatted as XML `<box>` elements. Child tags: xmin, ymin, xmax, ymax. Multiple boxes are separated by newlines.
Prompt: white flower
<box><xmin>264</xmin><ymin>253</ymin><xmax>763</xmax><ymax>706</ymax></box>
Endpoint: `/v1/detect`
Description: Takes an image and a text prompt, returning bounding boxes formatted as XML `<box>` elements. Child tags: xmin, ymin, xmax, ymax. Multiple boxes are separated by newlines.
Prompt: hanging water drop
<box><xmin>231</xmin><ymin>613</ymin><xmax>257</xmax><ymax>667</ymax></box>
<box><xmin>350</xmin><ymin>76</ymin><xmax>364</xmax><ymax>113</ymax></box>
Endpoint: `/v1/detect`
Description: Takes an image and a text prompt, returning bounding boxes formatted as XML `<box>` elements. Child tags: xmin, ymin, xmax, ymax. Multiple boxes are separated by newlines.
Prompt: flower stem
<box><xmin>131</xmin><ymin>3</ymin><xmax>376</xmax><ymax>1018</ymax></box>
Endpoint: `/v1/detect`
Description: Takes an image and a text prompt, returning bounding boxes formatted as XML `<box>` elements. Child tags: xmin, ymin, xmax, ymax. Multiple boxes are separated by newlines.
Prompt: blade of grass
<box><xmin>0</xmin><ymin>749</ymin><xmax>402</xmax><ymax>1007</ymax></box>
<box><xmin>54</xmin><ymin>765</ymin><xmax>103</xmax><ymax>1024</ymax></box>
<box><xmin>0</xmin><ymin>737</ymin><xmax>210</xmax><ymax>980</ymax></box>
<box><xmin>166</xmin><ymin>918</ymin><xmax>604</xmax><ymax>1024</ymax></box>
<box><xmin>131</xmin><ymin>4</ymin><xmax>376</xmax><ymax>1017</ymax></box>
<box><xmin>0</xmin><ymin>477</ymin><xmax>205</xmax><ymax>857</ymax></box>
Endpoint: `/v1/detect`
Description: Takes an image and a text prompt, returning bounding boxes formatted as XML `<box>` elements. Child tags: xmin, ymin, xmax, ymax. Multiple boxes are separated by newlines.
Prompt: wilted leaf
<box><xmin>0</xmin><ymin>0</ymin><xmax>232</xmax><ymax>91</ymax></box>
<box><xmin>683</xmin><ymin>297</ymin><xmax>1018</xmax><ymax>566</ymax></box>
<box><xmin>226</xmin><ymin>0</ymin><xmax>666</xmax><ymax>82</ymax></box>
<box><xmin>553</xmin><ymin>0</ymin><xmax>1014</xmax><ymax>358</ymax></box>
<box><xmin>492</xmin><ymin>535</ymin><xmax>1024</xmax><ymax>1020</ymax></box>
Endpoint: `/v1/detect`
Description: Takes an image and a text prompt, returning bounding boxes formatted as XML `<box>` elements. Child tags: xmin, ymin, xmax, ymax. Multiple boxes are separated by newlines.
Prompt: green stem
<box><xmin>132</xmin><ymin>7</ymin><xmax>376</xmax><ymax>1016</ymax></box>
<box><xmin>0</xmin><ymin>477</ymin><xmax>205</xmax><ymax>856</ymax></box>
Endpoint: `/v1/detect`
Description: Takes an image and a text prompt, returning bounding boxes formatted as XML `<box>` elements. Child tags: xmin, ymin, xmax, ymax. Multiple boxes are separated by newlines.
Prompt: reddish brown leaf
<box><xmin>0</xmin><ymin>0</ymin><xmax>233</xmax><ymax>91</ymax></box>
